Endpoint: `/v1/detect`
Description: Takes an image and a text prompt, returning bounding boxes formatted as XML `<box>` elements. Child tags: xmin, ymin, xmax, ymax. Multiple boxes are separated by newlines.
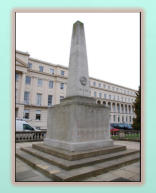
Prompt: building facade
<box><xmin>16</xmin><ymin>50</ymin><xmax>137</xmax><ymax>130</ymax></box>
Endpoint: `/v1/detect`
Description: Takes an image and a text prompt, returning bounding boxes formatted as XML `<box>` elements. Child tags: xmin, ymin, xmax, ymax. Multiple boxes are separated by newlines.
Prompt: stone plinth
<box><xmin>44</xmin><ymin>96</ymin><xmax>113</xmax><ymax>151</ymax></box>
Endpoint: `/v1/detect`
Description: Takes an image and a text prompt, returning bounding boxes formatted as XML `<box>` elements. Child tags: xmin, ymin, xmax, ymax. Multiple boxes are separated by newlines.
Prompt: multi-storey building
<box><xmin>16</xmin><ymin>50</ymin><xmax>137</xmax><ymax>130</ymax></box>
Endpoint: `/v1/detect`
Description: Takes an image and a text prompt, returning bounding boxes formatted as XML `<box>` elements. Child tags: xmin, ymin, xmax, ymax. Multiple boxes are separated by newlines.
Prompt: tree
<box><xmin>132</xmin><ymin>86</ymin><xmax>141</xmax><ymax>130</ymax></box>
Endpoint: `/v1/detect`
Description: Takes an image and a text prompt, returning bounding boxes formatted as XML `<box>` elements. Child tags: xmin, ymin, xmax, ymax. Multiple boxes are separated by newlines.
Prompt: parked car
<box><xmin>110</xmin><ymin>123</ymin><xmax>133</xmax><ymax>130</ymax></box>
<box><xmin>110</xmin><ymin>126</ymin><xmax>120</xmax><ymax>135</ymax></box>
<box><xmin>16</xmin><ymin>119</ymin><xmax>39</xmax><ymax>131</ymax></box>
<box><xmin>111</xmin><ymin>128</ymin><xmax>120</xmax><ymax>132</ymax></box>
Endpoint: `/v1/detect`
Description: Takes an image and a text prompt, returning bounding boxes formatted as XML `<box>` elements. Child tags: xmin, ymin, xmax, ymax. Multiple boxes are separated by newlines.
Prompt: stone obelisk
<box><xmin>66</xmin><ymin>21</ymin><xmax>90</xmax><ymax>97</ymax></box>
<box><xmin>44</xmin><ymin>21</ymin><xmax>113</xmax><ymax>151</ymax></box>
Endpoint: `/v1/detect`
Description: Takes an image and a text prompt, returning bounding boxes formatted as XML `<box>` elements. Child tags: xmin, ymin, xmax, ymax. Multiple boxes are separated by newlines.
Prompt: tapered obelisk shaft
<box><xmin>66</xmin><ymin>21</ymin><xmax>91</xmax><ymax>97</ymax></box>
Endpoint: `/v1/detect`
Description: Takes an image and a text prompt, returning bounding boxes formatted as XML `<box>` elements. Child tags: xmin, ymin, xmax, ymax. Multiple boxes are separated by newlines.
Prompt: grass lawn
<box><xmin>111</xmin><ymin>133</ymin><xmax>140</xmax><ymax>141</ymax></box>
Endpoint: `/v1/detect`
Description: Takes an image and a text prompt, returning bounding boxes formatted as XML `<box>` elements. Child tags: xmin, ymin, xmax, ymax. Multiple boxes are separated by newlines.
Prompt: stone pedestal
<box><xmin>44</xmin><ymin>96</ymin><xmax>113</xmax><ymax>151</ymax></box>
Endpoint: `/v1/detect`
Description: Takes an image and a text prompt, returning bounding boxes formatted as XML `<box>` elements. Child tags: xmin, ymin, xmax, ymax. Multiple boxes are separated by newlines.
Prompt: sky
<box><xmin>16</xmin><ymin>12</ymin><xmax>140</xmax><ymax>90</ymax></box>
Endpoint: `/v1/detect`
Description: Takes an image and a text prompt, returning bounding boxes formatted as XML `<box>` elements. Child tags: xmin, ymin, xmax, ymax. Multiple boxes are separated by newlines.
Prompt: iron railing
<box><xmin>111</xmin><ymin>130</ymin><xmax>140</xmax><ymax>141</ymax></box>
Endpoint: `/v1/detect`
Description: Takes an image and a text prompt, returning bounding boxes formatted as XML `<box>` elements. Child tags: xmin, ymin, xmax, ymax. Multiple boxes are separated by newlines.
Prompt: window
<box><xmin>23</xmin><ymin>124</ymin><xmax>34</xmax><ymax>131</ymax></box>
<box><xmin>28</xmin><ymin>62</ymin><xmax>32</xmax><ymax>69</ymax></box>
<box><xmin>93</xmin><ymin>82</ymin><xmax>96</xmax><ymax>87</ymax></box>
<box><xmin>103</xmin><ymin>101</ymin><xmax>106</xmax><ymax>106</ymax></box>
<box><xmin>37</xmin><ymin>79</ymin><xmax>43</xmax><ymax>87</ymax></box>
<box><xmin>108</xmin><ymin>85</ymin><xmax>110</xmax><ymax>90</ymax></box>
<box><xmin>15</xmin><ymin>108</ymin><xmax>18</xmax><ymax>118</ymax></box>
<box><xmin>104</xmin><ymin>94</ymin><xmax>107</xmax><ymax>99</ymax></box>
<box><xmin>36</xmin><ymin>94</ymin><xmax>42</xmax><ymax>106</ymax></box>
<box><xmin>129</xmin><ymin>116</ymin><xmax>131</xmax><ymax>123</ymax></box>
<box><xmin>94</xmin><ymin>91</ymin><xmax>97</xmax><ymax>97</ymax></box>
<box><xmin>48</xmin><ymin>95</ymin><xmax>53</xmax><ymax>106</ymax></box>
<box><xmin>60</xmin><ymin>96</ymin><xmax>64</xmax><ymax>101</ymax></box>
<box><xmin>122</xmin><ymin>116</ymin><xmax>124</xmax><ymax>123</ymax></box>
<box><xmin>97</xmin><ymin>100</ymin><xmax>101</xmax><ymax>104</ymax></box>
<box><xmin>103</xmin><ymin>84</ymin><xmax>106</xmax><ymax>89</ymax></box>
<box><xmin>99</xmin><ymin>93</ymin><xmax>102</xmax><ymax>98</ymax></box>
<box><xmin>24</xmin><ymin>91</ymin><xmax>30</xmax><ymax>104</ymax></box>
<box><xmin>50</xmin><ymin>68</ymin><xmax>54</xmax><ymax>75</ymax></box>
<box><xmin>109</xmin><ymin>95</ymin><xmax>111</xmax><ymax>100</ymax></box>
<box><xmin>117</xmin><ymin>104</ymin><xmax>120</xmax><ymax>113</ymax></box>
<box><xmin>98</xmin><ymin>83</ymin><xmax>101</xmax><ymax>88</ymax></box>
<box><xmin>16</xmin><ymin>73</ymin><xmax>19</xmax><ymax>81</ymax></box>
<box><xmin>125</xmin><ymin>105</ymin><xmax>127</xmax><ymax>113</ymax></box>
<box><xmin>113</xmin><ymin>115</ymin><xmax>116</xmax><ymax>122</ymax></box>
<box><xmin>25</xmin><ymin>76</ymin><xmax>31</xmax><ymax>84</ymax></box>
<box><xmin>60</xmin><ymin>83</ymin><xmax>64</xmax><ymax>89</ymax></box>
<box><xmin>61</xmin><ymin>70</ymin><xmax>65</xmax><ymax>76</ymax></box>
<box><xmin>112</xmin><ymin>104</ymin><xmax>115</xmax><ymax>112</ymax></box>
<box><xmin>36</xmin><ymin>110</ymin><xmax>41</xmax><ymax>120</ymax></box>
<box><xmin>49</xmin><ymin>80</ymin><xmax>53</xmax><ymax>88</ymax></box>
<box><xmin>23</xmin><ymin>109</ymin><xmax>29</xmax><ymax>119</ymax></box>
<box><xmin>39</xmin><ymin>66</ymin><xmax>43</xmax><ymax>72</ymax></box>
<box><xmin>108</xmin><ymin>102</ymin><xmax>111</xmax><ymax>108</ymax></box>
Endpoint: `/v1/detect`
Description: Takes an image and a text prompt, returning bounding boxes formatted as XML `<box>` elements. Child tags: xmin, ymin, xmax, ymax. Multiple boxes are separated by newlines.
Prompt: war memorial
<box><xmin>16</xmin><ymin>21</ymin><xmax>140</xmax><ymax>181</ymax></box>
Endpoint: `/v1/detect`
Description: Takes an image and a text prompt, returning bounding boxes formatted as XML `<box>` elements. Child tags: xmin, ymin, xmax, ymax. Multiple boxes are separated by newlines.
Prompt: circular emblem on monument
<box><xmin>80</xmin><ymin>76</ymin><xmax>87</xmax><ymax>86</ymax></box>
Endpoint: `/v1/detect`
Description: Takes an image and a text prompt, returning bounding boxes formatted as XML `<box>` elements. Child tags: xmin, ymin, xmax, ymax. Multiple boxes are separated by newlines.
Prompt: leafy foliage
<box><xmin>132</xmin><ymin>86</ymin><xmax>141</xmax><ymax>130</ymax></box>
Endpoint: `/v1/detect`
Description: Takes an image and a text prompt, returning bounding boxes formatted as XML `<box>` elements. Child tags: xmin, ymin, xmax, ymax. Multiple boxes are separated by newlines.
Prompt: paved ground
<box><xmin>15</xmin><ymin>140</ymin><xmax>141</xmax><ymax>182</ymax></box>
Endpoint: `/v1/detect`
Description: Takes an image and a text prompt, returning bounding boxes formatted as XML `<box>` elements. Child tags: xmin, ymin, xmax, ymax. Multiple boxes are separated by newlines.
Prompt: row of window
<box><xmin>94</xmin><ymin>91</ymin><xmax>135</xmax><ymax>103</ymax></box>
<box><xmin>101</xmin><ymin>101</ymin><xmax>133</xmax><ymax>114</ymax></box>
<box><xmin>25</xmin><ymin>76</ymin><xmax>64</xmax><ymax>89</ymax></box>
<box><xmin>23</xmin><ymin>109</ymin><xmax>132</xmax><ymax>124</ymax></box>
<box><xmin>24</xmin><ymin>109</ymin><xmax>41</xmax><ymax>120</ymax></box>
<box><xmin>19</xmin><ymin>75</ymin><xmax>132</xmax><ymax>99</ymax></box>
<box><xmin>112</xmin><ymin>115</ymin><xmax>133</xmax><ymax>123</ymax></box>
<box><xmin>92</xmin><ymin>81</ymin><xmax>135</xmax><ymax>96</ymax></box>
<box><xmin>24</xmin><ymin>92</ymin><xmax>64</xmax><ymax>106</ymax></box>
<box><xmin>28</xmin><ymin>62</ymin><xmax>65</xmax><ymax>76</ymax></box>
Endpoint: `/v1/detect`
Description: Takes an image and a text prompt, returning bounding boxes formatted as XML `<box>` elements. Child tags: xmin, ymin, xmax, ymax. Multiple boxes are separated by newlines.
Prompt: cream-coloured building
<box><xmin>16</xmin><ymin>50</ymin><xmax>137</xmax><ymax>130</ymax></box>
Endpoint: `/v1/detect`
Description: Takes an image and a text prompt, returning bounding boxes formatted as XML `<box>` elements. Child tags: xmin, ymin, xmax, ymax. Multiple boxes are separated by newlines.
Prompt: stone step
<box><xmin>16</xmin><ymin>149</ymin><xmax>62</xmax><ymax>181</ymax></box>
<box><xmin>21</xmin><ymin>146</ymin><xmax>139</xmax><ymax>170</ymax></box>
<box><xmin>16</xmin><ymin>149</ymin><xmax>140</xmax><ymax>181</ymax></box>
<box><xmin>54</xmin><ymin>153</ymin><xmax>140</xmax><ymax>181</ymax></box>
<box><xmin>32</xmin><ymin>143</ymin><xmax>126</xmax><ymax>160</ymax></box>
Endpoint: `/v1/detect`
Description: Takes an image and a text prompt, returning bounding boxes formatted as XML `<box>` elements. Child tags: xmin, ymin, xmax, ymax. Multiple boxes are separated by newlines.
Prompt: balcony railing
<box><xmin>111</xmin><ymin>130</ymin><xmax>140</xmax><ymax>141</ymax></box>
<box><xmin>16</xmin><ymin>130</ymin><xmax>47</xmax><ymax>143</ymax></box>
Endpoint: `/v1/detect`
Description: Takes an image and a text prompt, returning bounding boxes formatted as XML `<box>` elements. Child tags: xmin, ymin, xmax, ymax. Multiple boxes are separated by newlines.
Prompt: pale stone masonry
<box><xmin>67</xmin><ymin>21</ymin><xmax>90</xmax><ymax>97</ymax></box>
<box><xmin>44</xmin><ymin>21</ymin><xmax>113</xmax><ymax>151</ymax></box>
<box><xmin>16</xmin><ymin>50</ymin><xmax>137</xmax><ymax>130</ymax></box>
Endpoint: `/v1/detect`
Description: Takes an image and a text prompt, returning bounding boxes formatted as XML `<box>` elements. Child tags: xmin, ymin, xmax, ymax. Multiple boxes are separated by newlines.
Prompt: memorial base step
<box><xmin>16</xmin><ymin>143</ymin><xmax>140</xmax><ymax>181</ymax></box>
